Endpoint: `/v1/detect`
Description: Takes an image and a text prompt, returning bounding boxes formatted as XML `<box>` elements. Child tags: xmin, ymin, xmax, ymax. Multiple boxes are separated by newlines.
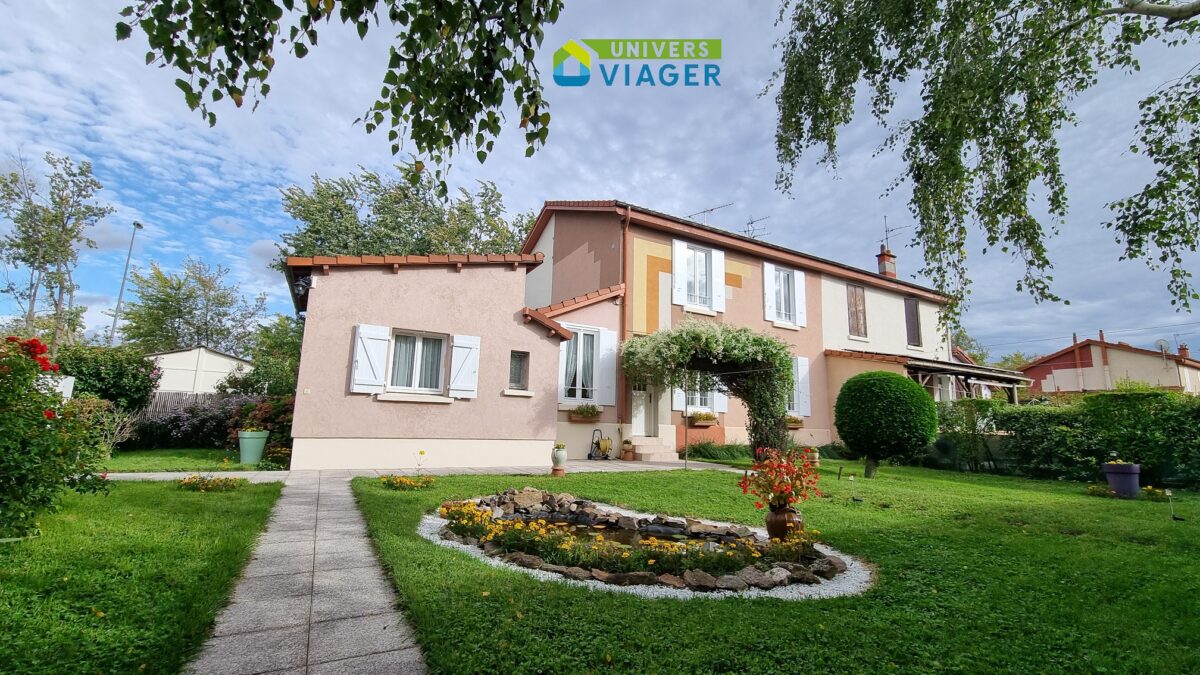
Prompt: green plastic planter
<box><xmin>237</xmin><ymin>430</ymin><xmax>269</xmax><ymax>464</ymax></box>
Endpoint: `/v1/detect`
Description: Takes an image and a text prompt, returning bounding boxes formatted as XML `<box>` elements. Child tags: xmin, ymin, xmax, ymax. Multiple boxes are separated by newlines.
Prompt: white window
<box><xmin>775</xmin><ymin>267</ymin><xmax>795</xmax><ymax>324</ymax></box>
<box><xmin>686</xmin><ymin>244</ymin><xmax>712</xmax><ymax>307</ymax></box>
<box><xmin>562</xmin><ymin>329</ymin><xmax>597</xmax><ymax>401</ymax></box>
<box><xmin>389</xmin><ymin>332</ymin><xmax>445</xmax><ymax>393</ymax></box>
<box><xmin>687</xmin><ymin>389</ymin><xmax>713</xmax><ymax>410</ymax></box>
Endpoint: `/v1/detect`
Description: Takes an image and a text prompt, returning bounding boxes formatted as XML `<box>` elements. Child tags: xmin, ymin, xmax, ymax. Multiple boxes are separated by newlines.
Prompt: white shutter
<box><xmin>794</xmin><ymin>356</ymin><xmax>811</xmax><ymax>417</ymax></box>
<box><xmin>763</xmin><ymin>262</ymin><xmax>777</xmax><ymax>321</ymax></box>
<box><xmin>671</xmin><ymin>239</ymin><xmax>687</xmax><ymax>306</ymax></box>
<box><xmin>671</xmin><ymin>387</ymin><xmax>685</xmax><ymax>411</ymax></box>
<box><xmin>351</xmin><ymin>324</ymin><xmax>390</xmax><ymax>394</ymax></box>
<box><xmin>793</xmin><ymin>270</ymin><xmax>807</xmax><ymax>327</ymax></box>
<box><xmin>448</xmin><ymin>335</ymin><xmax>481</xmax><ymax>399</ymax></box>
<box><xmin>714</xmin><ymin>390</ymin><xmax>728</xmax><ymax>413</ymax></box>
<box><xmin>595</xmin><ymin>329</ymin><xmax>618</xmax><ymax>406</ymax></box>
<box><xmin>711</xmin><ymin>249</ymin><xmax>726</xmax><ymax>312</ymax></box>
<box><xmin>557</xmin><ymin>339</ymin><xmax>570</xmax><ymax>404</ymax></box>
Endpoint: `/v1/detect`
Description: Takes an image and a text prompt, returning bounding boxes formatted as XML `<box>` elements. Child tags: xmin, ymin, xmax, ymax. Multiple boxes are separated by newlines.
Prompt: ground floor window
<box><xmin>509</xmin><ymin>351</ymin><xmax>529</xmax><ymax>390</ymax></box>
<box><xmin>563</xmin><ymin>330</ymin><xmax>596</xmax><ymax>400</ymax></box>
<box><xmin>390</xmin><ymin>332</ymin><xmax>444</xmax><ymax>392</ymax></box>
<box><xmin>686</xmin><ymin>389</ymin><xmax>713</xmax><ymax>410</ymax></box>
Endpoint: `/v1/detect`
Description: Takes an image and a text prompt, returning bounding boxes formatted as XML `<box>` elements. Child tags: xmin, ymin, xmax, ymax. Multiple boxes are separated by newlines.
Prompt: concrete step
<box><xmin>628</xmin><ymin>436</ymin><xmax>664</xmax><ymax>447</ymax></box>
<box><xmin>633</xmin><ymin>450</ymin><xmax>681</xmax><ymax>462</ymax></box>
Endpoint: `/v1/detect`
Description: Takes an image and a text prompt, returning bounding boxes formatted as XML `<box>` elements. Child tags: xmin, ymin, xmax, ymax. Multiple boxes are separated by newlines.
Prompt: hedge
<box><xmin>56</xmin><ymin>345</ymin><xmax>160</xmax><ymax>411</ymax></box>
<box><xmin>835</xmin><ymin>371</ymin><xmax>937</xmax><ymax>475</ymax></box>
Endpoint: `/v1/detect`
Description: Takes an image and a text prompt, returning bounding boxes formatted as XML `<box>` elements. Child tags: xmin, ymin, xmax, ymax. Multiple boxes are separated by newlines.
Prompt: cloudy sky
<box><xmin>1</xmin><ymin>0</ymin><xmax>1198</xmax><ymax>359</ymax></box>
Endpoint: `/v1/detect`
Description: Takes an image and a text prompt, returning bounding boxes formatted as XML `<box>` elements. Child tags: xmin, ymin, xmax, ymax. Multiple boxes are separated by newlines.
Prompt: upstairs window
<box><xmin>686</xmin><ymin>244</ymin><xmax>712</xmax><ymax>307</ymax></box>
<box><xmin>905</xmin><ymin>297</ymin><xmax>922</xmax><ymax>347</ymax></box>
<box><xmin>775</xmin><ymin>267</ymin><xmax>796</xmax><ymax>324</ymax></box>
<box><xmin>390</xmin><ymin>332</ymin><xmax>444</xmax><ymax>392</ymax></box>
<box><xmin>562</xmin><ymin>330</ymin><xmax>596</xmax><ymax>401</ymax></box>
<box><xmin>847</xmin><ymin>285</ymin><xmax>867</xmax><ymax>337</ymax></box>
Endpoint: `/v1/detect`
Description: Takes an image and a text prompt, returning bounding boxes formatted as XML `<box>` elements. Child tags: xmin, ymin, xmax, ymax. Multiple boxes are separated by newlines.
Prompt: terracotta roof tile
<box><xmin>536</xmin><ymin>284</ymin><xmax>626</xmax><ymax>317</ymax></box>
<box><xmin>284</xmin><ymin>253</ymin><xmax>543</xmax><ymax>269</ymax></box>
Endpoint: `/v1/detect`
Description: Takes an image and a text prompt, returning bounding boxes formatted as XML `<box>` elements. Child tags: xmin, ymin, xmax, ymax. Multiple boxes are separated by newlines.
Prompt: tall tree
<box><xmin>121</xmin><ymin>258</ymin><xmax>266</xmax><ymax>355</ymax></box>
<box><xmin>953</xmin><ymin>328</ymin><xmax>990</xmax><ymax>364</ymax></box>
<box><xmin>771</xmin><ymin>1</ymin><xmax>1200</xmax><ymax>318</ymax></box>
<box><xmin>117</xmin><ymin>0</ymin><xmax>562</xmax><ymax>196</ymax></box>
<box><xmin>993</xmin><ymin>351</ymin><xmax>1040</xmax><ymax>371</ymax></box>
<box><xmin>277</xmin><ymin>167</ymin><xmax>533</xmax><ymax>268</ymax></box>
<box><xmin>0</xmin><ymin>152</ymin><xmax>113</xmax><ymax>349</ymax></box>
<box><xmin>216</xmin><ymin>314</ymin><xmax>304</xmax><ymax>396</ymax></box>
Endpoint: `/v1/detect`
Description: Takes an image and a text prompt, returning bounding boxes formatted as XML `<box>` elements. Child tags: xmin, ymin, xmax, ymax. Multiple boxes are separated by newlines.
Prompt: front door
<box><xmin>631</xmin><ymin>384</ymin><xmax>654</xmax><ymax>436</ymax></box>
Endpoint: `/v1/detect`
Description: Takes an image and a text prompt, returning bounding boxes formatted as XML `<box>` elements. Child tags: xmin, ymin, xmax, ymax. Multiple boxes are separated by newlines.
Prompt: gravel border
<box><xmin>416</xmin><ymin>499</ymin><xmax>874</xmax><ymax>601</ymax></box>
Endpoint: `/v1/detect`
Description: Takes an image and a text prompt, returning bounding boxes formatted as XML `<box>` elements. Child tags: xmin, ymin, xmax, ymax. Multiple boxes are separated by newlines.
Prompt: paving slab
<box><xmin>307</xmin><ymin>613</ymin><xmax>418</xmax><ymax>665</ymax></box>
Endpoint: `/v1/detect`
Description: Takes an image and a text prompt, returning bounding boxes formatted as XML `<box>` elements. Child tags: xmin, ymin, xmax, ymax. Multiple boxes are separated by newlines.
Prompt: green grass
<box><xmin>104</xmin><ymin>448</ymin><xmax>257</xmax><ymax>472</ymax></box>
<box><xmin>354</xmin><ymin>460</ymin><xmax>1200</xmax><ymax>673</ymax></box>
<box><xmin>0</xmin><ymin>481</ymin><xmax>281</xmax><ymax>673</ymax></box>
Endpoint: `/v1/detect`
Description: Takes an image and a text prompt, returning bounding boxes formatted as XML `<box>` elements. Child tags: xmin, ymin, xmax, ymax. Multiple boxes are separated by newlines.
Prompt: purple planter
<box><xmin>1102</xmin><ymin>463</ymin><xmax>1141</xmax><ymax>499</ymax></box>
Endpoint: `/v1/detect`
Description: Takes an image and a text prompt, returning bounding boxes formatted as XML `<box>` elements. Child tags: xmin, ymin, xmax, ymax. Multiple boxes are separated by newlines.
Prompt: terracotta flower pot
<box><xmin>568</xmin><ymin>413</ymin><xmax>600</xmax><ymax>423</ymax></box>
<box><xmin>1102</xmin><ymin>463</ymin><xmax>1140</xmax><ymax>499</ymax></box>
<box><xmin>689</xmin><ymin>418</ymin><xmax>717</xmax><ymax>427</ymax></box>
<box><xmin>765</xmin><ymin>505</ymin><xmax>803</xmax><ymax>541</ymax></box>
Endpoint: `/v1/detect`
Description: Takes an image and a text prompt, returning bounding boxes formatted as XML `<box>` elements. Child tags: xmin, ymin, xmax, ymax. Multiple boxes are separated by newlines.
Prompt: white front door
<box><xmin>631</xmin><ymin>384</ymin><xmax>654</xmax><ymax>436</ymax></box>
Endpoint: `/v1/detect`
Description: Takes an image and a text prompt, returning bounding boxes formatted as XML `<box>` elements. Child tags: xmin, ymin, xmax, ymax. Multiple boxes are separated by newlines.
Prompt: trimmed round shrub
<box><xmin>834</xmin><ymin>371</ymin><xmax>937</xmax><ymax>477</ymax></box>
<box><xmin>57</xmin><ymin>345</ymin><xmax>160</xmax><ymax>411</ymax></box>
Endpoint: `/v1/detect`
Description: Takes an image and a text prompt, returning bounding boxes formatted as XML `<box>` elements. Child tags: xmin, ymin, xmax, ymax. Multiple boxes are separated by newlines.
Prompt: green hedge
<box><xmin>56</xmin><ymin>345</ymin><xmax>159</xmax><ymax>411</ymax></box>
<box><xmin>683</xmin><ymin>441</ymin><xmax>752</xmax><ymax>461</ymax></box>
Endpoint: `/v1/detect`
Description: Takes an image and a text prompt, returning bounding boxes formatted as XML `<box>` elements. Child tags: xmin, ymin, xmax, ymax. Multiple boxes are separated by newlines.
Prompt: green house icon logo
<box><xmin>553</xmin><ymin>40</ymin><xmax>591</xmax><ymax>86</ymax></box>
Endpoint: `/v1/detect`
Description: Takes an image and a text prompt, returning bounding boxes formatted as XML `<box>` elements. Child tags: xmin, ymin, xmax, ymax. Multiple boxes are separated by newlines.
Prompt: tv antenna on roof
<box><xmin>686</xmin><ymin>202</ymin><xmax>733</xmax><ymax>225</ymax></box>
<box><xmin>742</xmin><ymin>214</ymin><xmax>770</xmax><ymax>239</ymax></box>
<box><xmin>880</xmin><ymin>215</ymin><xmax>913</xmax><ymax>249</ymax></box>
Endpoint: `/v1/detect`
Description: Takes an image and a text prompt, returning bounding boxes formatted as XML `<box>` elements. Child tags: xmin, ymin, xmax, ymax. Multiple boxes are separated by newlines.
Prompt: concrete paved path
<box><xmin>188</xmin><ymin>473</ymin><xmax>426</xmax><ymax>674</ymax></box>
<box><xmin>107</xmin><ymin>459</ymin><xmax>738</xmax><ymax>485</ymax></box>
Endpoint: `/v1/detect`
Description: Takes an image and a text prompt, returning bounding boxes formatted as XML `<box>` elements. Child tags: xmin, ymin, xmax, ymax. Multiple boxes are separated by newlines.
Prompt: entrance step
<box><xmin>628</xmin><ymin>436</ymin><xmax>664</xmax><ymax>447</ymax></box>
<box><xmin>633</xmin><ymin>448</ymin><xmax>681</xmax><ymax>462</ymax></box>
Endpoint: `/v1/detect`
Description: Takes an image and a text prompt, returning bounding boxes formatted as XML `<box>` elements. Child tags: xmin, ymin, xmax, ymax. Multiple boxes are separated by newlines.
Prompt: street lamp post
<box><xmin>109</xmin><ymin>220</ymin><xmax>143</xmax><ymax>346</ymax></box>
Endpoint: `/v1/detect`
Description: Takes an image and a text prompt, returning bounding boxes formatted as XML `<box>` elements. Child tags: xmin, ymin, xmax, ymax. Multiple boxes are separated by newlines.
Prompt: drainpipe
<box><xmin>1072</xmin><ymin>333</ymin><xmax>1084</xmax><ymax>392</ymax></box>
<box><xmin>617</xmin><ymin>205</ymin><xmax>632</xmax><ymax>439</ymax></box>
<box><xmin>1098</xmin><ymin>329</ymin><xmax>1112</xmax><ymax>390</ymax></box>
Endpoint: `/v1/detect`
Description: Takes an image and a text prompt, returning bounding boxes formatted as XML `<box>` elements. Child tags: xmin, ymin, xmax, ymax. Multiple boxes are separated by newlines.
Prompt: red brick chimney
<box><xmin>876</xmin><ymin>244</ymin><xmax>896</xmax><ymax>278</ymax></box>
<box><xmin>1180</xmin><ymin>343</ymin><xmax>1191</xmax><ymax>359</ymax></box>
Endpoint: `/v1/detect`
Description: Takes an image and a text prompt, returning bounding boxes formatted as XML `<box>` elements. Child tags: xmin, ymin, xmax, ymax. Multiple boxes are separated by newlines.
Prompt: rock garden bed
<box><xmin>419</xmin><ymin>487</ymin><xmax>873</xmax><ymax>600</ymax></box>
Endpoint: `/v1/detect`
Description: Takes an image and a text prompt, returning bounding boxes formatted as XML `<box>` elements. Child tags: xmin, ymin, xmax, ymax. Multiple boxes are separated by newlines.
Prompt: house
<box><xmin>522</xmin><ymin>201</ymin><xmax>1029</xmax><ymax>456</ymax></box>
<box><xmin>1021</xmin><ymin>332</ymin><xmax>1200</xmax><ymax>394</ymax></box>
<box><xmin>149</xmin><ymin>346</ymin><xmax>251</xmax><ymax>394</ymax></box>
<box><xmin>285</xmin><ymin>253</ymin><xmax>566</xmax><ymax>470</ymax></box>
<box><xmin>283</xmin><ymin>201</ymin><xmax>1029</xmax><ymax>469</ymax></box>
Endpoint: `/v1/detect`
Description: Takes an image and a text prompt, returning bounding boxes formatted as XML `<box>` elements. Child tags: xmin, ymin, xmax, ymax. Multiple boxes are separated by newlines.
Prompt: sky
<box><xmin>1</xmin><ymin>0</ymin><xmax>1198</xmax><ymax>359</ymax></box>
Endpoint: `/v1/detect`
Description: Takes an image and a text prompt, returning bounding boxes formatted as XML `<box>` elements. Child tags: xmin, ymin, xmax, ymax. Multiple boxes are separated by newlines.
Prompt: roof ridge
<box><xmin>537</xmin><ymin>284</ymin><xmax>625</xmax><ymax>317</ymax></box>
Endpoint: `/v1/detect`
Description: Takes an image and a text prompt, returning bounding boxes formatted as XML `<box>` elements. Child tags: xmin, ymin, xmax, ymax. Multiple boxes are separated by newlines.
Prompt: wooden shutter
<box><xmin>847</xmin><ymin>285</ymin><xmax>867</xmax><ymax>337</ymax></box>
<box><xmin>793</xmin><ymin>270</ymin><xmax>807</xmax><ymax>327</ymax></box>
<box><xmin>671</xmin><ymin>239</ymin><xmax>687</xmax><ymax>306</ymax></box>
<box><xmin>350</xmin><ymin>324</ymin><xmax>390</xmax><ymax>394</ymax></box>
<box><xmin>763</xmin><ymin>262</ymin><xmax>777</xmax><ymax>321</ymax></box>
<box><xmin>905</xmin><ymin>298</ymin><xmax>922</xmax><ymax>346</ymax></box>
<box><xmin>595</xmin><ymin>329</ymin><xmax>618</xmax><ymax>406</ymax></box>
<box><xmin>712</xmin><ymin>249</ymin><xmax>726</xmax><ymax>312</ymax></box>
<box><xmin>448</xmin><ymin>335</ymin><xmax>481</xmax><ymax>399</ymax></box>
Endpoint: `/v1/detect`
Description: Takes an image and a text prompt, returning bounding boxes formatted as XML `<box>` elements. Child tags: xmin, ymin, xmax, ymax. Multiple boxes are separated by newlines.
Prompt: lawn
<box><xmin>354</xmin><ymin>461</ymin><xmax>1200</xmax><ymax>673</ymax></box>
<box><xmin>104</xmin><ymin>448</ymin><xmax>258</xmax><ymax>472</ymax></box>
<box><xmin>0</xmin><ymin>481</ymin><xmax>281</xmax><ymax>674</ymax></box>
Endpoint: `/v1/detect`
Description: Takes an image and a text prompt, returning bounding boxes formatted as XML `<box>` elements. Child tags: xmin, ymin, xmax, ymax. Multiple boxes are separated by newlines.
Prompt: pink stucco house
<box><xmin>284</xmin><ymin>201</ymin><xmax>1026</xmax><ymax>470</ymax></box>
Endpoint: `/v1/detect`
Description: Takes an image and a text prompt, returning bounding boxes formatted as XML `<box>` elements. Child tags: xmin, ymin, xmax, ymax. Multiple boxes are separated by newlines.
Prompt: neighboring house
<box><xmin>149</xmin><ymin>346</ymin><xmax>251</xmax><ymax>394</ymax></box>
<box><xmin>285</xmin><ymin>253</ymin><xmax>565</xmax><ymax>470</ymax></box>
<box><xmin>283</xmin><ymin>201</ymin><xmax>1029</xmax><ymax>469</ymax></box>
<box><xmin>1021</xmin><ymin>333</ymin><xmax>1200</xmax><ymax>394</ymax></box>
<box><xmin>523</xmin><ymin>201</ymin><xmax>1029</xmax><ymax>455</ymax></box>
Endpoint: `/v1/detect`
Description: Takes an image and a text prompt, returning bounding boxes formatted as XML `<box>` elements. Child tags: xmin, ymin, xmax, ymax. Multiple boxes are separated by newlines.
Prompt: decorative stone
<box><xmin>731</xmin><ymin>526</ymin><xmax>753</xmax><ymax>538</ymax></box>
<box><xmin>682</xmin><ymin>569</ymin><xmax>718</xmax><ymax>592</ymax></box>
<box><xmin>716</xmin><ymin>575</ymin><xmax>749</xmax><ymax>591</ymax></box>
<box><xmin>617</xmin><ymin>516</ymin><xmax>638</xmax><ymax>530</ymax></box>
<box><xmin>482</xmin><ymin>542</ymin><xmax>502</xmax><ymax>556</ymax></box>
<box><xmin>735</xmin><ymin>566</ymin><xmax>777</xmax><ymax>590</ymax></box>
<box><xmin>463</xmin><ymin>536</ymin><xmax>479</xmax><ymax>547</ymax></box>
<box><xmin>557</xmin><ymin>493</ymin><xmax>575</xmax><ymax>504</ymax></box>
<box><xmin>563</xmin><ymin>567</ymin><xmax>592</xmax><ymax>581</ymax></box>
<box><xmin>590</xmin><ymin>569</ymin><xmax>611</xmax><ymax>582</ymax></box>
<box><xmin>512</xmin><ymin>490</ymin><xmax>543</xmax><ymax>510</ymax></box>
<box><xmin>504</xmin><ymin>552</ymin><xmax>544</xmax><ymax>569</ymax></box>
<box><xmin>657</xmin><ymin>573</ymin><xmax>687</xmax><ymax>589</ymax></box>
<box><xmin>764</xmin><ymin>567</ymin><xmax>791</xmax><ymax>587</ymax></box>
<box><xmin>809</xmin><ymin>558</ymin><xmax>838</xmax><ymax>580</ymax></box>
<box><xmin>604</xmin><ymin>571</ymin><xmax>659</xmax><ymax>586</ymax></box>
<box><xmin>541</xmin><ymin>563</ymin><xmax>568</xmax><ymax>574</ymax></box>
<box><xmin>490</xmin><ymin>506</ymin><xmax>503</xmax><ymax>519</ymax></box>
<box><xmin>500</xmin><ymin>502</ymin><xmax>515</xmax><ymax>515</ymax></box>
<box><xmin>825</xmin><ymin>555</ymin><xmax>848</xmax><ymax>574</ymax></box>
<box><xmin>772</xmin><ymin>562</ymin><xmax>819</xmax><ymax>584</ymax></box>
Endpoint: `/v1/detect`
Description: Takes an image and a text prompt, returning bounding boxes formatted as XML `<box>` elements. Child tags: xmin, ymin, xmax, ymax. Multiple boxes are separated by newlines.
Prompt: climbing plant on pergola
<box><xmin>621</xmin><ymin>320</ymin><xmax>794</xmax><ymax>454</ymax></box>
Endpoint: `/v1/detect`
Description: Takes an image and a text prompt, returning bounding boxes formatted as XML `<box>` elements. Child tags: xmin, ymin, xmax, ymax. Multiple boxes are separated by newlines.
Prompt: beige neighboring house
<box><xmin>149</xmin><ymin>346</ymin><xmax>251</xmax><ymax>394</ymax></box>
<box><xmin>1021</xmin><ymin>333</ymin><xmax>1200</xmax><ymax>394</ymax></box>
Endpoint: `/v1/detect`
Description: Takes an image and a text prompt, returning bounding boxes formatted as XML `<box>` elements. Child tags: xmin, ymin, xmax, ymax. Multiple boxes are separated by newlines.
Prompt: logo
<box><xmin>552</xmin><ymin>39</ymin><xmax>722</xmax><ymax>88</ymax></box>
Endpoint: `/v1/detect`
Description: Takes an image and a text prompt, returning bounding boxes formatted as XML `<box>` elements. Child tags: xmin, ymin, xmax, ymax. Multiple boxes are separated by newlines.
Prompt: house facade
<box><xmin>523</xmin><ymin>201</ymin><xmax>1027</xmax><ymax>458</ymax></box>
<box><xmin>149</xmin><ymin>346</ymin><xmax>250</xmax><ymax>394</ymax></box>
<box><xmin>1021</xmin><ymin>333</ymin><xmax>1200</xmax><ymax>394</ymax></box>
<box><xmin>286</xmin><ymin>254</ymin><xmax>566</xmax><ymax>470</ymax></box>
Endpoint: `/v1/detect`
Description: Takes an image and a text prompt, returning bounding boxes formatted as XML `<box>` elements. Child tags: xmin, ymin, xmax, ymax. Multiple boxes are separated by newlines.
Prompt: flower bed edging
<box><xmin>416</xmin><ymin>499</ymin><xmax>874</xmax><ymax>601</ymax></box>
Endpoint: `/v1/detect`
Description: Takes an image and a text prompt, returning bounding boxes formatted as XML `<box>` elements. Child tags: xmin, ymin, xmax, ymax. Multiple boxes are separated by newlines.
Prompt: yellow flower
<box><xmin>647</xmin><ymin>559</ymin><xmax>656</xmax><ymax>565</ymax></box>
<box><xmin>621</xmin><ymin>552</ymin><xmax>630</xmax><ymax>558</ymax></box>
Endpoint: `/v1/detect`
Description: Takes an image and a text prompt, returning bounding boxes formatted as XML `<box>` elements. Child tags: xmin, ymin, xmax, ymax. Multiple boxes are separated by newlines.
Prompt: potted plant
<box><xmin>568</xmin><ymin>403</ymin><xmax>601</xmax><ymax>423</ymax></box>
<box><xmin>1102</xmin><ymin>459</ymin><xmax>1140</xmax><ymax>499</ymax></box>
<box><xmin>738</xmin><ymin>447</ymin><xmax>821</xmax><ymax>540</ymax></box>
<box><xmin>551</xmin><ymin>441</ymin><xmax>568</xmax><ymax>477</ymax></box>
<box><xmin>689</xmin><ymin>411</ymin><xmax>718</xmax><ymax>427</ymax></box>
<box><xmin>786</xmin><ymin>415</ymin><xmax>804</xmax><ymax>430</ymax></box>
<box><xmin>620</xmin><ymin>438</ymin><xmax>634</xmax><ymax>461</ymax></box>
<box><xmin>237</xmin><ymin>425</ymin><xmax>270</xmax><ymax>464</ymax></box>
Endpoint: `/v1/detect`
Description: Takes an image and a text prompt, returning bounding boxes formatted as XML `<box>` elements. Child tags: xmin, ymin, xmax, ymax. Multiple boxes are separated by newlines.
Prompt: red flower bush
<box><xmin>738</xmin><ymin>447</ymin><xmax>822</xmax><ymax>510</ymax></box>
